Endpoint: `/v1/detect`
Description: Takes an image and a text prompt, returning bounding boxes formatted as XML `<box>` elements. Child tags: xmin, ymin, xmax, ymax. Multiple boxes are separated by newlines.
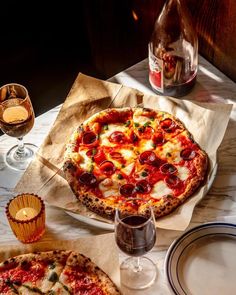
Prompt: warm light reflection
<box><xmin>198</xmin><ymin>65</ymin><xmax>223</xmax><ymax>83</ymax></box>
<box><xmin>112</xmin><ymin>71</ymin><xmax>156</xmax><ymax>96</ymax></box>
<box><xmin>132</xmin><ymin>10</ymin><xmax>139</xmax><ymax>21</ymax></box>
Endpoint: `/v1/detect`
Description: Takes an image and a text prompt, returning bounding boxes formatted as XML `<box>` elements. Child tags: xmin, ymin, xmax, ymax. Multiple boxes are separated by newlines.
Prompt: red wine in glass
<box><xmin>115</xmin><ymin>203</ymin><xmax>157</xmax><ymax>290</ymax></box>
<box><xmin>116</xmin><ymin>215</ymin><xmax>156</xmax><ymax>257</ymax></box>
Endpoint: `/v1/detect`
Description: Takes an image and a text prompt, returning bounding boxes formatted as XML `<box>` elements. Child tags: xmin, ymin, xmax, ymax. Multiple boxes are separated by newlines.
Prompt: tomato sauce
<box><xmin>64</xmin><ymin>267</ymin><xmax>105</xmax><ymax>295</ymax></box>
<box><xmin>3</xmin><ymin>261</ymin><xmax>47</xmax><ymax>285</ymax></box>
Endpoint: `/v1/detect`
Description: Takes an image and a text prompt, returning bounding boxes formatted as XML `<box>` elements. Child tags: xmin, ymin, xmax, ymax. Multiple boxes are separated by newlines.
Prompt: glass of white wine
<box><xmin>0</xmin><ymin>83</ymin><xmax>37</xmax><ymax>170</ymax></box>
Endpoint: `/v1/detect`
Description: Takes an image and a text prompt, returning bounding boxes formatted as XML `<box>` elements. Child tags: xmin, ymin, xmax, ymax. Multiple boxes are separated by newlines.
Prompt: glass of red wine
<box><xmin>0</xmin><ymin>83</ymin><xmax>37</xmax><ymax>170</ymax></box>
<box><xmin>115</xmin><ymin>199</ymin><xmax>157</xmax><ymax>290</ymax></box>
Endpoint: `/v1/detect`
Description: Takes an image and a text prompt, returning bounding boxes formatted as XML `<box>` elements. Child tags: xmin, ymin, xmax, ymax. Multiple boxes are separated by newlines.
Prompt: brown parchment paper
<box><xmin>15</xmin><ymin>73</ymin><xmax>232</xmax><ymax>231</ymax></box>
<box><xmin>0</xmin><ymin>233</ymin><xmax>120</xmax><ymax>289</ymax></box>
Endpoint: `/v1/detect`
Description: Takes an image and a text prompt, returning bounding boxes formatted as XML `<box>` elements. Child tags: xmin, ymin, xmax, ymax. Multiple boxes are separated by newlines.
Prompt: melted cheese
<box><xmin>69</xmin><ymin>152</ymin><xmax>81</xmax><ymax>163</ymax></box>
<box><xmin>158</xmin><ymin>140</ymin><xmax>182</xmax><ymax>163</ymax></box>
<box><xmin>133</xmin><ymin>114</ymin><xmax>151</xmax><ymax>125</ymax></box>
<box><xmin>120</xmin><ymin>149</ymin><xmax>136</xmax><ymax>161</ymax></box>
<box><xmin>121</xmin><ymin>162</ymin><xmax>135</xmax><ymax>175</ymax></box>
<box><xmin>177</xmin><ymin>166</ymin><xmax>189</xmax><ymax>181</ymax></box>
<box><xmin>99</xmin><ymin>123</ymin><xmax>127</xmax><ymax>146</ymax></box>
<box><xmin>150</xmin><ymin>181</ymin><xmax>172</xmax><ymax>199</ymax></box>
<box><xmin>79</xmin><ymin>150</ymin><xmax>92</xmax><ymax>170</ymax></box>
<box><xmin>133</xmin><ymin>108</ymin><xmax>144</xmax><ymax>117</ymax></box>
<box><xmin>99</xmin><ymin>179</ymin><xmax>118</xmax><ymax>198</ymax></box>
<box><xmin>140</xmin><ymin>139</ymin><xmax>154</xmax><ymax>153</ymax></box>
<box><xmin>99</xmin><ymin>176</ymin><xmax>125</xmax><ymax>198</ymax></box>
<box><xmin>106</xmin><ymin>148</ymin><xmax>135</xmax><ymax>170</ymax></box>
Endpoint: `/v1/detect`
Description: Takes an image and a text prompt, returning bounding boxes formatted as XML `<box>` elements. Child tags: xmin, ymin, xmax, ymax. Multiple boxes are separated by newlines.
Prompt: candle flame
<box><xmin>23</xmin><ymin>210</ymin><xmax>28</xmax><ymax>217</ymax></box>
<box><xmin>132</xmin><ymin>10</ymin><xmax>139</xmax><ymax>21</ymax></box>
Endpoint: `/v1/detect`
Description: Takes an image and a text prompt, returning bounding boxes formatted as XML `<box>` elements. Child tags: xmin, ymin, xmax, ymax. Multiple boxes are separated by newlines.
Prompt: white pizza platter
<box><xmin>165</xmin><ymin>222</ymin><xmax>236</xmax><ymax>295</ymax></box>
<box><xmin>65</xmin><ymin>163</ymin><xmax>218</xmax><ymax>231</ymax></box>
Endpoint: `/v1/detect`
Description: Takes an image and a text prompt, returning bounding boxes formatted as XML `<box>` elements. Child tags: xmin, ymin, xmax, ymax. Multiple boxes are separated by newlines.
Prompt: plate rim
<box><xmin>65</xmin><ymin>163</ymin><xmax>218</xmax><ymax>231</ymax></box>
<box><xmin>164</xmin><ymin>221</ymin><xmax>236</xmax><ymax>295</ymax></box>
<box><xmin>65</xmin><ymin>210</ymin><xmax>114</xmax><ymax>230</ymax></box>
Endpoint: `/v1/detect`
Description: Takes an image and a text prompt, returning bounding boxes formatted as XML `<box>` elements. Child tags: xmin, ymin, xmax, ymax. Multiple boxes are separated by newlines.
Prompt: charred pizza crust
<box><xmin>0</xmin><ymin>250</ymin><xmax>120</xmax><ymax>294</ymax></box>
<box><xmin>57</xmin><ymin>252</ymin><xmax>120</xmax><ymax>295</ymax></box>
<box><xmin>63</xmin><ymin>107</ymin><xmax>208</xmax><ymax>220</ymax></box>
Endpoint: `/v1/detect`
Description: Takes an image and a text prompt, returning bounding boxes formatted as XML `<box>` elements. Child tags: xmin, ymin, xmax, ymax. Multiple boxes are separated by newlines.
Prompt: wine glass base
<box><xmin>120</xmin><ymin>256</ymin><xmax>157</xmax><ymax>290</ymax></box>
<box><xmin>5</xmin><ymin>143</ymin><xmax>38</xmax><ymax>171</ymax></box>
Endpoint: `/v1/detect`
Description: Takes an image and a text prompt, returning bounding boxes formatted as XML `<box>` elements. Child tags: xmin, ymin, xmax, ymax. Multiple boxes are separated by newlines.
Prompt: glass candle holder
<box><xmin>5</xmin><ymin>193</ymin><xmax>45</xmax><ymax>243</ymax></box>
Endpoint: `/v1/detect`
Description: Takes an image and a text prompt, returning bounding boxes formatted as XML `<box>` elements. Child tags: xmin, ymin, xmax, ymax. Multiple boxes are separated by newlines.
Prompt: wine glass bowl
<box><xmin>0</xmin><ymin>83</ymin><xmax>37</xmax><ymax>170</ymax></box>
<box><xmin>115</xmin><ymin>200</ymin><xmax>157</xmax><ymax>290</ymax></box>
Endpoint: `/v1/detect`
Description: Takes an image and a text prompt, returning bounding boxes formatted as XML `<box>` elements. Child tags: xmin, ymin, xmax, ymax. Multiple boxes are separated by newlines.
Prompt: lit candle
<box><xmin>15</xmin><ymin>207</ymin><xmax>38</xmax><ymax>221</ymax></box>
<box><xmin>5</xmin><ymin>193</ymin><xmax>45</xmax><ymax>243</ymax></box>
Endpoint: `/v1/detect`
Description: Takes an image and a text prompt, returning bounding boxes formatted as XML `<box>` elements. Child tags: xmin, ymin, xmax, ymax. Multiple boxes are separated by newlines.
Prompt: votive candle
<box><xmin>5</xmin><ymin>193</ymin><xmax>45</xmax><ymax>243</ymax></box>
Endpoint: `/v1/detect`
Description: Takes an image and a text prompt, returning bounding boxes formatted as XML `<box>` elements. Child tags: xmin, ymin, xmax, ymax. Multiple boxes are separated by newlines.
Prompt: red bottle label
<box><xmin>148</xmin><ymin>45</ymin><xmax>164</xmax><ymax>93</ymax></box>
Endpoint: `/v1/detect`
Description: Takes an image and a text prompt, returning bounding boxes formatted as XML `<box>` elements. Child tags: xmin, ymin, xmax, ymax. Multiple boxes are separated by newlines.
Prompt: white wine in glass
<box><xmin>0</xmin><ymin>83</ymin><xmax>37</xmax><ymax>170</ymax></box>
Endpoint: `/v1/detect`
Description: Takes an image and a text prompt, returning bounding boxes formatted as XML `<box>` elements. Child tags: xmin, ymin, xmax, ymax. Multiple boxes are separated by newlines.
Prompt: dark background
<box><xmin>0</xmin><ymin>0</ymin><xmax>235</xmax><ymax>117</ymax></box>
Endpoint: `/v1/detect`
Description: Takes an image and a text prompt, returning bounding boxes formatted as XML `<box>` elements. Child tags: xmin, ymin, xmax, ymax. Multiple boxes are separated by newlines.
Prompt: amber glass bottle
<box><xmin>148</xmin><ymin>0</ymin><xmax>198</xmax><ymax>97</ymax></box>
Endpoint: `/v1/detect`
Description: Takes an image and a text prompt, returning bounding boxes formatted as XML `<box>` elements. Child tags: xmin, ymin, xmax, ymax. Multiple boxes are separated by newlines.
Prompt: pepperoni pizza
<box><xmin>63</xmin><ymin>107</ymin><xmax>208</xmax><ymax>220</ymax></box>
<box><xmin>0</xmin><ymin>250</ymin><xmax>120</xmax><ymax>294</ymax></box>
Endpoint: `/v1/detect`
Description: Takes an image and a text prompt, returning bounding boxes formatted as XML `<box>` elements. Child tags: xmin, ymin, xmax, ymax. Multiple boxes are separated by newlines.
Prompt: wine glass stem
<box><xmin>15</xmin><ymin>137</ymin><xmax>26</xmax><ymax>159</ymax></box>
<box><xmin>133</xmin><ymin>257</ymin><xmax>142</xmax><ymax>272</ymax></box>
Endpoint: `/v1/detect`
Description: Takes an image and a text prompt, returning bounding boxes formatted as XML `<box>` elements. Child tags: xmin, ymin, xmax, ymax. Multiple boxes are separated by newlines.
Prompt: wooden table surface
<box><xmin>1</xmin><ymin>55</ymin><xmax>236</xmax><ymax>294</ymax></box>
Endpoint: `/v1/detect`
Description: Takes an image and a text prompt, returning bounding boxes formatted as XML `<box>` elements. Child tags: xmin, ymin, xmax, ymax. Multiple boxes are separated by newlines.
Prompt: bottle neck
<box><xmin>148</xmin><ymin>0</ymin><xmax>198</xmax><ymax>97</ymax></box>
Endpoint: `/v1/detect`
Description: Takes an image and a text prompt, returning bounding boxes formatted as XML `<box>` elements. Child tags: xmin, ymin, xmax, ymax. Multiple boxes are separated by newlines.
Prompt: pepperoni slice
<box><xmin>138</xmin><ymin>126</ymin><xmax>154</xmax><ymax>139</ymax></box>
<box><xmin>160</xmin><ymin>118</ymin><xmax>176</xmax><ymax>133</ymax></box>
<box><xmin>99</xmin><ymin>161</ymin><xmax>116</xmax><ymax>176</ymax></box>
<box><xmin>153</xmin><ymin>132</ymin><xmax>165</xmax><ymax>145</ymax></box>
<box><xmin>165</xmin><ymin>175</ymin><xmax>180</xmax><ymax>188</ymax></box>
<box><xmin>120</xmin><ymin>184</ymin><xmax>136</xmax><ymax>198</ymax></box>
<box><xmin>135</xmin><ymin>180</ymin><xmax>152</xmax><ymax>194</ymax></box>
<box><xmin>109</xmin><ymin>131</ymin><xmax>126</xmax><ymax>144</ymax></box>
<box><xmin>130</xmin><ymin>131</ymin><xmax>139</xmax><ymax>143</ymax></box>
<box><xmin>93</xmin><ymin>149</ymin><xmax>106</xmax><ymax>165</ymax></box>
<box><xmin>139</xmin><ymin>151</ymin><xmax>157</xmax><ymax>165</ymax></box>
<box><xmin>79</xmin><ymin>172</ymin><xmax>97</xmax><ymax>186</ymax></box>
<box><xmin>180</xmin><ymin>148</ymin><xmax>196</xmax><ymax>160</ymax></box>
<box><xmin>160</xmin><ymin>163</ymin><xmax>177</xmax><ymax>174</ymax></box>
<box><xmin>82</xmin><ymin>131</ymin><xmax>97</xmax><ymax>145</ymax></box>
<box><xmin>86</xmin><ymin>149</ymin><xmax>97</xmax><ymax>158</ymax></box>
<box><xmin>110</xmin><ymin>152</ymin><xmax>123</xmax><ymax>160</ymax></box>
